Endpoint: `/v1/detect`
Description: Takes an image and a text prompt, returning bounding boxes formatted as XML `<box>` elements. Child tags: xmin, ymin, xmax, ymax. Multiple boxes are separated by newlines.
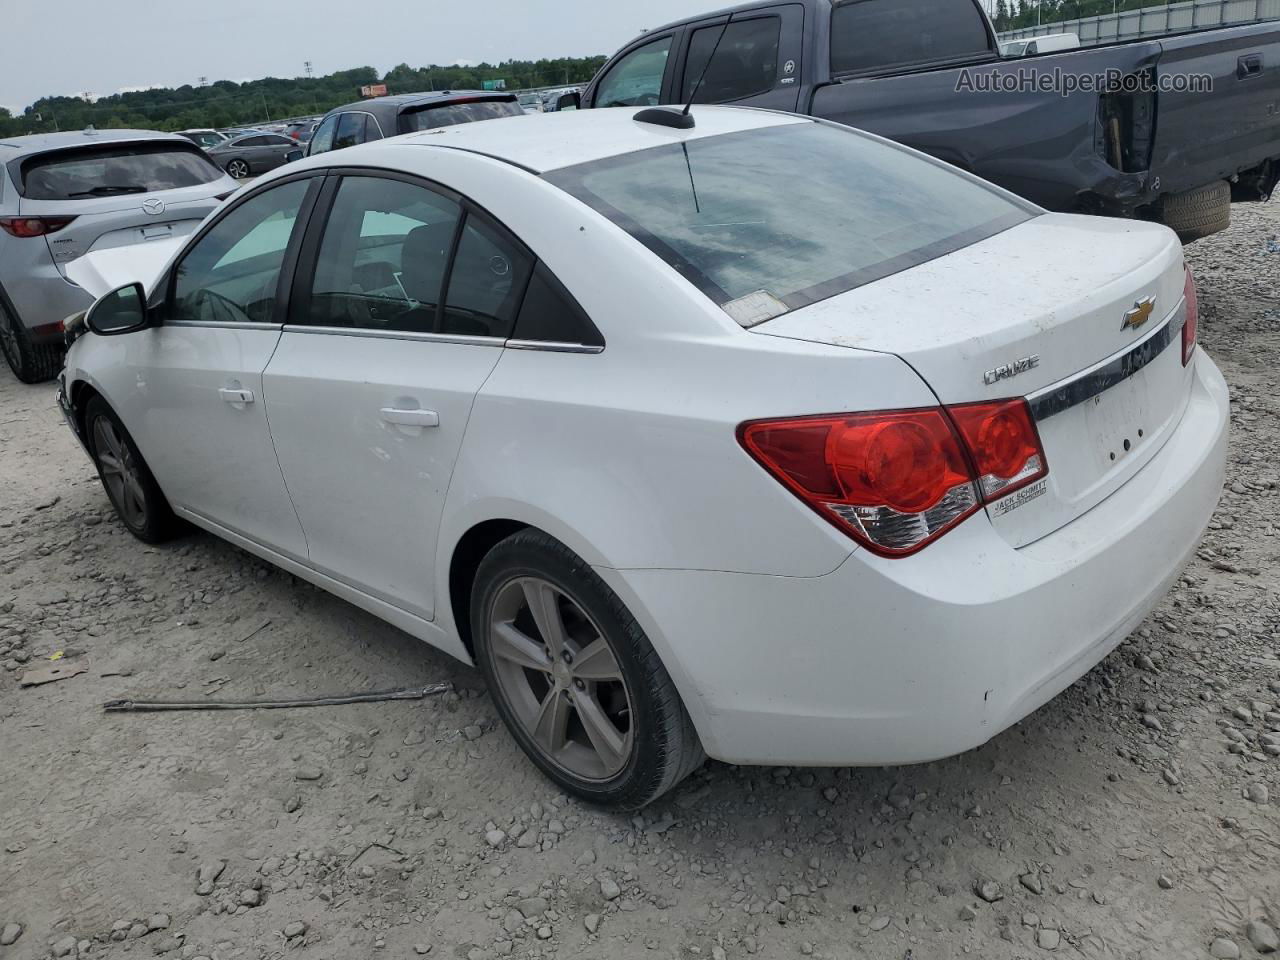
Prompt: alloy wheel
<box><xmin>228</xmin><ymin>160</ymin><xmax>249</xmax><ymax>179</ymax></box>
<box><xmin>486</xmin><ymin>576</ymin><xmax>634</xmax><ymax>781</ymax></box>
<box><xmin>92</xmin><ymin>416</ymin><xmax>147</xmax><ymax>529</ymax></box>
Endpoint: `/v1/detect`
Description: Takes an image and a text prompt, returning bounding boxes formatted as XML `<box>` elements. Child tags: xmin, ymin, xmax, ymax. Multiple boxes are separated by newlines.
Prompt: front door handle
<box><xmin>219</xmin><ymin>388</ymin><xmax>255</xmax><ymax>404</ymax></box>
<box><xmin>380</xmin><ymin>407</ymin><xmax>439</xmax><ymax>428</ymax></box>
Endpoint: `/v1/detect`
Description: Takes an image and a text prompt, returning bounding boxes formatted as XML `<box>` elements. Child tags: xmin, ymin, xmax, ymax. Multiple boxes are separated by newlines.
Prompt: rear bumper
<box><xmin>599</xmin><ymin>351</ymin><xmax>1229</xmax><ymax>766</ymax></box>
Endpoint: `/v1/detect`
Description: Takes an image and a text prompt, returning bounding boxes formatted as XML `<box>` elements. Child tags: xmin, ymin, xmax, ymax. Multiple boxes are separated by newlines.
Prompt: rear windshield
<box><xmin>830</xmin><ymin>0</ymin><xmax>993</xmax><ymax>75</ymax></box>
<box><xmin>545</xmin><ymin>122</ymin><xmax>1032</xmax><ymax>326</ymax></box>
<box><xmin>17</xmin><ymin>143</ymin><xmax>223</xmax><ymax>200</ymax></box>
<box><xmin>397</xmin><ymin>100</ymin><xmax>525</xmax><ymax>134</ymax></box>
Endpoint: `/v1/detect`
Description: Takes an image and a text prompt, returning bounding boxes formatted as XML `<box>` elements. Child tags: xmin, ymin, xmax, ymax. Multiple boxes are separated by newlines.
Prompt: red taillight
<box><xmin>739</xmin><ymin>401</ymin><xmax>1048</xmax><ymax>557</ymax></box>
<box><xmin>947</xmin><ymin>399</ymin><xmax>1047</xmax><ymax>502</ymax></box>
<box><xmin>1182</xmin><ymin>265</ymin><xmax>1198</xmax><ymax>366</ymax></box>
<box><xmin>0</xmin><ymin>215</ymin><xmax>77</xmax><ymax>238</ymax></box>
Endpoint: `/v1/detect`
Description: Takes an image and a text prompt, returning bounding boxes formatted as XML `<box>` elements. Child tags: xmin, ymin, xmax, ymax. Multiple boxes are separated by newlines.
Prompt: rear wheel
<box><xmin>227</xmin><ymin>159</ymin><xmax>250</xmax><ymax>180</ymax></box>
<box><xmin>0</xmin><ymin>295</ymin><xmax>62</xmax><ymax>384</ymax></box>
<box><xmin>472</xmin><ymin>530</ymin><xmax>704</xmax><ymax>808</ymax></box>
<box><xmin>1161</xmin><ymin>180</ymin><xmax>1231</xmax><ymax>243</ymax></box>
<box><xmin>85</xmin><ymin>396</ymin><xmax>181</xmax><ymax>543</ymax></box>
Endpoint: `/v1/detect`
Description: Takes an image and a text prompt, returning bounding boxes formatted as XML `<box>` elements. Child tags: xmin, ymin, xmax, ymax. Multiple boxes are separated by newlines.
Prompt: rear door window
<box><xmin>17</xmin><ymin>143</ymin><xmax>222</xmax><ymax>200</ymax></box>
<box><xmin>681</xmin><ymin>17</ymin><xmax>781</xmax><ymax>102</ymax></box>
<box><xmin>397</xmin><ymin>100</ymin><xmax>524</xmax><ymax>133</ymax></box>
<box><xmin>830</xmin><ymin>0</ymin><xmax>992</xmax><ymax>74</ymax></box>
<box><xmin>594</xmin><ymin>36</ymin><xmax>674</xmax><ymax>108</ymax></box>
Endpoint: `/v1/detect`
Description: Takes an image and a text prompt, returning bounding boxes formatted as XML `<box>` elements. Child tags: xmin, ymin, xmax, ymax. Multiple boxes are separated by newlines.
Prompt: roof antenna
<box><xmin>634</xmin><ymin>13</ymin><xmax>734</xmax><ymax>131</ymax></box>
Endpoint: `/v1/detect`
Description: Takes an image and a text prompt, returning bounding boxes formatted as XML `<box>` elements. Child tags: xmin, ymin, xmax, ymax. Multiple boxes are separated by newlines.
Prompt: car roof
<box><xmin>390</xmin><ymin>105</ymin><xmax>810</xmax><ymax>174</ymax></box>
<box><xmin>0</xmin><ymin>129</ymin><xmax>191</xmax><ymax>157</ymax></box>
<box><xmin>324</xmin><ymin>89</ymin><xmax>517</xmax><ymax>119</ymax></box>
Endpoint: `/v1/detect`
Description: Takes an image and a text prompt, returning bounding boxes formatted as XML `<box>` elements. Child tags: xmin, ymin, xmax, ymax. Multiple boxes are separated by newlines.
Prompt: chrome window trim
<box><xmin>505</xmin><ymin>339</ymin><xmax>604</xmax><ymax>354</ymax></box>
<box><xmin>281</xmin><ymin>324</ymin><xmax>505</xmax><ymax>347</ymax></box>
<box><xmin>1027</xmin><ymin>297</ymin><xmax>1186</xmax><ymax>422</ymax></box>
<box><xmin>167</xmin><ymin>320</ymin><xmax>284</xmax><ymax>332</ymax></box>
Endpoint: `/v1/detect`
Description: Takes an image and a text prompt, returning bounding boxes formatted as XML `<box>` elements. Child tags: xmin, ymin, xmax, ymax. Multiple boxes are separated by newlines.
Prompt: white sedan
<box><xmin>57</xmin><ymin>106</ymin><xmax>1228</xmax><ymax>808</ymax></box>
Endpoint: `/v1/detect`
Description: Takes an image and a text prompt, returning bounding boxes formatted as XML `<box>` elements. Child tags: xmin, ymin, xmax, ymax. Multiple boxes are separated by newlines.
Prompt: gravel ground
<box><xmin>1</xmin><ymin>202</ymin><xmax>1278</xmax><ymax>960</ymax></box>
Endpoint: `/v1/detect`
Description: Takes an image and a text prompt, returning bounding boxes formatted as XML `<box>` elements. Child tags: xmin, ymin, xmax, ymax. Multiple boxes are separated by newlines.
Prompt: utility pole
<box><xmin>198</xmin><ymin>76</ymin><xmax>208</xmax><ymax>87</ymax></box>
<box><xmin>304</xmin><ymin>61</ymin><xmax>313</xmax><ymax>78</ymax></box>
<box><xmin>262</xmin><ymin>93</ymin><xmax>270</xmax><ymax>123</ymax></box>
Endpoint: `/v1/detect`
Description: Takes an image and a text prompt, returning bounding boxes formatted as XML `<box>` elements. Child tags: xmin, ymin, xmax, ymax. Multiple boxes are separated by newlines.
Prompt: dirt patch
<box><xmin>1</xmin><ymin>204</ymin><xmax>1278</xmax><ymax>959</ymax></box>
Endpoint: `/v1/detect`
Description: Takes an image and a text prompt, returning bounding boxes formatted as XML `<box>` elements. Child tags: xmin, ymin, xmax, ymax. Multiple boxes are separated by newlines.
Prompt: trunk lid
<box><xmin>753</xmin><ymin>213</ymin><xmax>1193</xmax><ymax>547</ymax></box>
<box><xmin>19</xmin><ymin>186</ymin><xmax>222</xmax><ymax>275</ymax></box>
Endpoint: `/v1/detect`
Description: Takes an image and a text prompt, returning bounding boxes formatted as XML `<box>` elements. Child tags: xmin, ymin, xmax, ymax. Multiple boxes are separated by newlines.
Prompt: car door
<box><xmin>671</xmin><ymin>5</ymin><xmax>806</xmax><ymax>112</ymax></box>
<box><xmin>117</xmin><ymin>175</ymin><xmax>321</xmax><ymax>558</ymax></box>
<box><xmin>258</xmin><ymin>135</ymin><xmax>296</xmax><ymax>171</ymax></box>
<box><xmin>263</xmin><ymin>171</ymin><xmax>533</xmax><ymax>619</ymax></box>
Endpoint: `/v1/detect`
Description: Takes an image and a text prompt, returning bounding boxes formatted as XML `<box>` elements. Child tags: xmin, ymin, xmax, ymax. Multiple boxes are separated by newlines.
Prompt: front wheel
<box><xmin>472</xmin><ymin>530</ymin><xmax>704</xmax><ymax>809</ymax></box>
<box><xmin>226</xmin><ymin>159</ymin><xmax>250</xmax><ymax>179</ymax></box>
<box><xmin>85</xmin><ymin>396</ymin><xmax>182</xmax><ymax>543</ymax></box>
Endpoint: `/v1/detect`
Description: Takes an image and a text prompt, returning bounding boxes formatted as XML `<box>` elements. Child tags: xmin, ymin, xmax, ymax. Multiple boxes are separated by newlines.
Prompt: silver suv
<box><xmin>0</xmin><ymin>129</ymin><xmax>238</xmax><ymax>382</ymax></box>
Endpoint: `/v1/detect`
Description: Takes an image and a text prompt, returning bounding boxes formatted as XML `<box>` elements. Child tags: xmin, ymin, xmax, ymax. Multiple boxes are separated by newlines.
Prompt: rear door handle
<box><xmin>219</xmin><ymin>388</ymin><xmax>254</xmax><ymax>404</ymax></box>
<box><xmin>379</xmin><ymin>407</ymin><xmax>439</xmax><ymax>428</ymax></box>
<box><xmin>1239</xmin><ymin>54</ymin><xmax>1263</xmax><ymax>79</ymax></box>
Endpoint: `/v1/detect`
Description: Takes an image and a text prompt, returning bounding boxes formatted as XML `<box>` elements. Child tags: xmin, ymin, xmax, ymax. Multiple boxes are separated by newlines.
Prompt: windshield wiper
<box><xmin>67</xmin><ymin>185</ymin><xmax>149</xmax><ymax>197</ymax></box>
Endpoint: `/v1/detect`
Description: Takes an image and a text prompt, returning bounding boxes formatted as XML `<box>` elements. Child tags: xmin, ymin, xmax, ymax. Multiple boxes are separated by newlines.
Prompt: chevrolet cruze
<box><xmin>56</xmin><ymin>107</ymin><xmax>1228</xmax><ymax>807</ymax></box>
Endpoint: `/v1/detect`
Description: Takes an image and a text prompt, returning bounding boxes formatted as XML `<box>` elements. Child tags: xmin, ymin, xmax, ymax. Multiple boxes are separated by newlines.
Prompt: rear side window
<box><xmin>547</xmin><ymin>122</ymin><xmax>1031</xmax><ymax>326</ymax></box>
<box><xmin>397</xmin><ymin>100</ymin><xmax>524</xmax><ymax>134</ymax></box>
<box><xmin>682</xmin><ymin>17</ymin><xmax>781</xmax><ymax>102</ymax></box>
<box><xmin>513</xmin><ymin>263</ymin><xmax>603</xmax><ymax>347</ymax></box>
<box><xmin>830</xmin><ymin>0</ymin><xmax>992</xmax><ymax>74</ymax></box>
<box><xmin>17</xmin><ymin>143</ymin><xmax>222</xmax><ymax>200</ymax></box>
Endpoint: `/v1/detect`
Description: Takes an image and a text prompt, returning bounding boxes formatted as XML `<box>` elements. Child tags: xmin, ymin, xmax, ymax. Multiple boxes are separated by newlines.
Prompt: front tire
<box><xmin>84</xmin><ymin>396</ymin><xmax>181</xmax><ymax>543</ymax></box>
<box><xmin>472</xmin><ymin>530</ymin><xmax>704</xmax><ymax>809</ymax></box>
<box><xmin>227</xmin><ymin>159</ymin><xmax>250</xmax><ymax>179</ymax></box>
<box><xmin>0</xmin><ymin>295</ymin><xmax>62</xmax><ymax>384</ymax></box>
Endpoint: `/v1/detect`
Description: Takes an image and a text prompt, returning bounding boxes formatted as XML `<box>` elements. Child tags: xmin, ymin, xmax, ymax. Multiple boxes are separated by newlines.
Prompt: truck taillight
<box><xmin>739</xmin><ymin>400</ymin><xmax>1047</xmax><ymax>557</ymax></box>
<box><xmin>0</xmin><ymin>216</ymin><xmax>76</xmax><ymax>238</ymax></box>
<box><xmin>1182</xmin><ymin>265</ymin><xmax>1198</xmax><ymax>366</ymax></box>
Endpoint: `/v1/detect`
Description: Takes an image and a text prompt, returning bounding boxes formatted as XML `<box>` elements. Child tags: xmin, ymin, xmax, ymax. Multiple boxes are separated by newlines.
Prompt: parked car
<box><xmin>0</xmin><ymin>129</ymin><xmax>236</xmax><ymax>383</ymax></box>
<box><xmin>1021</xmin><ymin>32</ymin><xmax>1082</xmax><ymax>54</ymax></box>
<box><xmin>178</xmin><ymin>128</ymin><xmax>230</xmax><ymax>149</ymax></box>
<box><xmin>206</xmin><ymin>132</ymin><xmax>300</xmax><ymax>179</ymax></box>
<box><xmin>518</xmin><ymin>93</ymin><xmax>545</xmax><ymax>113</ymax></box>
<box><xmin>306</xmin><ymin>91</ymin><xmax>525</xmax><ymax>157</ymax></box>
<box><xmin>57</xmin><ymin>106</ymin><xmax>1227</xmax><ymax>807</ymax></box>
<box><xmin>569</xmin><ymin>0</ymin><xmax>1280</xmax><ymax>240</ymax></box>
<box><xmin>284</xmin><ymin>120</ymin><xmax>318</xmax><ymax>144</ymax></box>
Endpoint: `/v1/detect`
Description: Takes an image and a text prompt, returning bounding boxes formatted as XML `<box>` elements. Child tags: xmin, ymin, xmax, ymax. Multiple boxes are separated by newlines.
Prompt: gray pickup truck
<box><xmin>568</xmin><ymin>0</ymin><xmax>1280</xmax><ymax>240</ymax></box>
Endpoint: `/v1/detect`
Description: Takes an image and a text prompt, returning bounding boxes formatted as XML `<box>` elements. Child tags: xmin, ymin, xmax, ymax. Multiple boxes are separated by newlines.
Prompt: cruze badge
<box><xmin>984</xmin><ymin>355</ymin><xmax>1040</xmax><ymax>386</ymax></box>
<box><xmin>1122</xmin><ymin>296</ymin><xmax>1156</xmax><ymax>331</ymax></box>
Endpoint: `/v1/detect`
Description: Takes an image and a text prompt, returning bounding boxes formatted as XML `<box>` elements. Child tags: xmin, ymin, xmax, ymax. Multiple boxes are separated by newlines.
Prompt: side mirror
<box><xmin>85</xmin><ymin>283</ymin><xmax>149</xmax><ymax>336</ymax></box>
<box><xmin>557</xmin><ymin>91</ymin><xmax>582</xmax><ymax>112</ymax></box>
<box><xmin>285</xmin><ymin>149</ymin><xmax>304</xmax><ymax>163</ymax></box>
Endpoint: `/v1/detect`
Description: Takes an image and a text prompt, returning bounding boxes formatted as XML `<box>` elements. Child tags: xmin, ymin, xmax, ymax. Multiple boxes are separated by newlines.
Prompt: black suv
<box><xmin>308</xmin><ymin>91</ymin><xmax>524</xmax><ymax>156</ymax></box>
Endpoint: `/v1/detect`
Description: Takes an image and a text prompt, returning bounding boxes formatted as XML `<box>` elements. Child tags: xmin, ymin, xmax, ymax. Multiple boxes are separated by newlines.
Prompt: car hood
<box><xmin>64</xmin><ymin>235</ymin><xmax>187</xmax><ymax>299</ymax></box>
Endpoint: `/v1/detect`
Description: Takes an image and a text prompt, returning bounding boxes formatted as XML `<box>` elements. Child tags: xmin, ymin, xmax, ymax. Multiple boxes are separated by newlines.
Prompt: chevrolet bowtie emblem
<box><xmin>1121</xmin><ymin>296</ymin><xmax>1156</xmax><ymax>332</ymax></box>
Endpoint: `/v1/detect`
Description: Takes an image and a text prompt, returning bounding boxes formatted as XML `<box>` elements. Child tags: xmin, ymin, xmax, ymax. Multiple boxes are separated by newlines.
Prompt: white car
<box><xmin>57</xmin><ymin>106</ymin><xmax>1228</xmax><ymax>808</ymax></box>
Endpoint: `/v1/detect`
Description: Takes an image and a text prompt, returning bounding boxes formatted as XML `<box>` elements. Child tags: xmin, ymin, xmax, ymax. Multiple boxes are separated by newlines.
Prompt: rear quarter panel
<box><xmin>811</xmin><ymin>43</ymin><xmax>1161</xmax><ymax>211</ymax></box>
<box><xmin>1149</xmin><ymin>22</ymin><xmax>1280</xmax><ymax>194</ymax></box>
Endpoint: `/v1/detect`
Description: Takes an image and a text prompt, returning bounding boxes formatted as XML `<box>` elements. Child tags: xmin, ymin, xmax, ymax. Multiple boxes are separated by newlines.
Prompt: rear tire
<box><xmin>0</xmin><ymin>294</ymin><xmax>62</xmax><ymax>384</ymax></box>
<box><xmin>1161</xmin><ymin>180</ymin><xmax>1231</xmax><ymax>243</ymax></box>
<box><xmin>227</xmin><ymin>159</ymin><xmax>250</xmax><ymax>179</ymax></box>
<box><xmin>84</xmin><ymin>396</ymin><xmax>182</xmax><ymax>543</ymax></box>
<box><xmin>471</xmin><ymin>530</ymin><xmax>704</xmax><ymax>809</ymax></box>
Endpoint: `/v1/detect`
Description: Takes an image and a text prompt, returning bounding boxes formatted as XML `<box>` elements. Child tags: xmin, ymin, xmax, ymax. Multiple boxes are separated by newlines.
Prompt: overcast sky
<box><xmin>1</xmin><ymin>0</ymin><xmax>728</xmax><ymax>113</ymax></box>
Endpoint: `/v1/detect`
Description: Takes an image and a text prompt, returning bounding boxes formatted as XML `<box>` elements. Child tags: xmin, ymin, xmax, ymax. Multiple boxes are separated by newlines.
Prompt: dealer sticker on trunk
<box><xmin>991</xmin><ymin>479</ymin><xmax>1048</xmax><ymax>517</ymax></box>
